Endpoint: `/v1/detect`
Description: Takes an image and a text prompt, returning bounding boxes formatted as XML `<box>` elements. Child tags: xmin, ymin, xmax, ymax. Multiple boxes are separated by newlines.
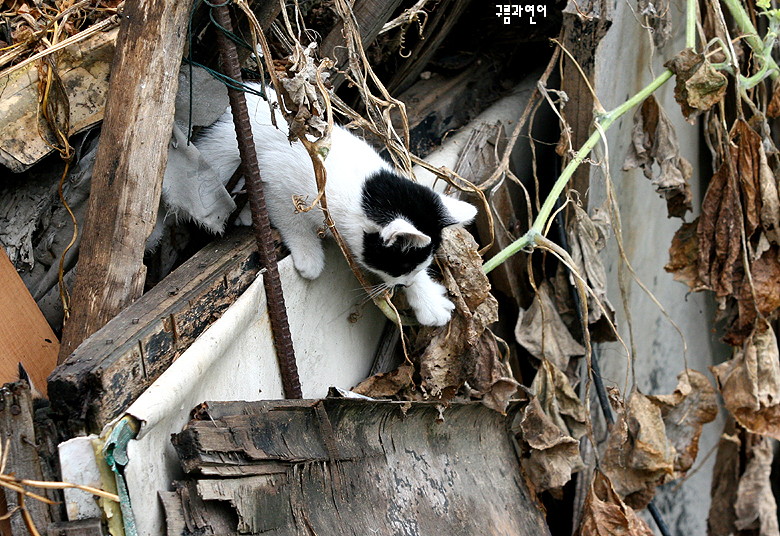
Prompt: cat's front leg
<box><xmin>404</xmin><ymin>271</ymin><xmax>455</xmax><ymax>326</ymax></box>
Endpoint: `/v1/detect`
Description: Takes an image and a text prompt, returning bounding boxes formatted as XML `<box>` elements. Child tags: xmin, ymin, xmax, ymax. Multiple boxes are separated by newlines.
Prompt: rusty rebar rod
<box><xmin>213</xmin><ymin>3</ymin><xmax>302</xmax><ymax>399</ymax></box>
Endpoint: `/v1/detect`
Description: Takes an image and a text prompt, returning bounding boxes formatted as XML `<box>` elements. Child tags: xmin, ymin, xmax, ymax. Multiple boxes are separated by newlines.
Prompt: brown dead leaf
<box><xmin>278</xmin><ymin>43</ymin><xmax>328</xmax><ymax>139</ymax></box>
<box><xmin>712</xmin><ymin>323</ymin><xmax>780</xmax><ymax>439</ymax></box>
<box><xmin>647</xmin><ymin>369</ymin><xmax>718</xmax><ymax>475</ymax></box>
<box><xmin>758</xmin><ymin>142</ymin><xmax>780</xmax><ymax>244</ymax></box>
<box><xmin>515</xmin><ymin>281</ymin><xmax>585</xmax><ymax>371</ymax></box>
<box><xmin>727</xmin><ymin>246</ymin><xmax>780</xmax><ymax>344</ymax></box>
<box><xmin>415</xmin><ymin>227</ymin><xmax>516</xmax><ymax>412</ymax></box>
<box><xmin>665</xmin><ymin>219</ymin><xmax>704</xmax><ymax>290</ymax></box>
<box><xmin>576</xmin><ymin>470</ymin><xmax>654</xmax><ymax>536</ymax></box>
<box><xmin>664</xmin><ymin>48</ymin><xmax>728</xmax><ymax>123</ymax></box>
<box><xmin>732</xmin><ymin>120</ymin><xmax>763</xmax><ymax>237</ymax></box>
<box><xmin>603</xmin><ymin>390</ymin><xmax>675</xmax><ymax>509</ymax></box>
<box><xmin>623</xmin><ymin>95</ymin><xmax>693</xmax><ymax>217</ymax></box>
<box><xmin>531</xmin><ymin>359</ymin><xmax>588</xmax><ymax>441</ymax></box>
<box><xmin>769</xmin><ymin>79</ymin><xmax>780</xmax><ymax>118</ymax></box>
<box><xmin>697</xmin><ymin>160</ymin><xmax>743</xmax><ymax>299</ymax></box>
<box><xmin>516</xmin><ymin>397</ymin><xmax>584</xmax><ymax>492</ymax></box>
<box><xmin>352</xmin><ymin>364</ymin><xmax>414</xmax><ymax>398</ymax></box>
<box><xmin>734</xmin><ymin>438</ymin><xmax>780</xmax><ymax>536</ymax></box>
<box><xmin>567</xmin><ymin>202</ymin><xmax>617</xmax><ymax>326</ymax></box>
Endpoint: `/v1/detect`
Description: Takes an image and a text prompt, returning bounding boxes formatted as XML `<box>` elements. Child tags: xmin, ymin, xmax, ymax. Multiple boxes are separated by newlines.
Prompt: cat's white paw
<box><xmin>404</xmin><ymin>275</ymin><xmax>455</xmax><ymax>326</ymax></box>
<box><xmin>412</xmin><ymin>292</ymin><xmax>456</xmax><ymax>326</ymax></box>
<box><xmin>291</xmin><ymin>248</ymin><xmax>325</xmax><ymax>279</ymax></box>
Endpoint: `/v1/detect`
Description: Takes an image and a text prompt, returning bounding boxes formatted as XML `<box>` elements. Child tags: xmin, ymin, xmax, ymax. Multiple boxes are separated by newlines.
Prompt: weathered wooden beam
<box><xmin>58</xmin><ymin>0</ymin><xmax>193</xmax><ymax>362</ymax></box>
<box><xmin>169</xmin><ymin>399</ymin><xmax>551</xmax><ymax>535</ymax></box>
<box><xmin>48</xmin><ymin>230</ymin><xmax>261</xmax><ymax>433</ymax></box>
<box><xmin>0</xmin><ymin>382</ymin><xmax>55</xmax><ymax>535</ymax></box>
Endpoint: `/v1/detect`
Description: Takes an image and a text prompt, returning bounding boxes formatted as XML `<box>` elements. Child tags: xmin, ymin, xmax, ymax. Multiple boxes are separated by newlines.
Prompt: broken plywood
<box><xmin>165</xmin><ymin>399</ymin><xmax>549</xmax><ymax>536</ymax></box>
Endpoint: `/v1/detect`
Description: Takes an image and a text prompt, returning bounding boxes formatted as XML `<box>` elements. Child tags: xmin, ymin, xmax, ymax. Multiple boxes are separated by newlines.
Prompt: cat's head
<box><xmin>360</xmin><ymin>170</ymin><xmax>477</xmax><ymax>287</ymax></box>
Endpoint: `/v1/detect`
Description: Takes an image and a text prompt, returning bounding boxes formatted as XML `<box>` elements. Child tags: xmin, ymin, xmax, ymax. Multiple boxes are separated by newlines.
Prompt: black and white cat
<box><xmin>195</xmin><ymin>84</ymin><xmax>477</xmax><ymax>326</ymax></box>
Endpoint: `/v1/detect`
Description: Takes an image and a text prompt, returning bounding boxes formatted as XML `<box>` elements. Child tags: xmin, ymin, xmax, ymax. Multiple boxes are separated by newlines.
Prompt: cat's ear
<box><xmin>439</xmin><ymin>195</ymin><xmax>477</xmax><ymax>226</ymax></box>
<box><xmin>381</xmin><ymin>218</ymin><xmax>432</xmax><ymax>248</ymax></box>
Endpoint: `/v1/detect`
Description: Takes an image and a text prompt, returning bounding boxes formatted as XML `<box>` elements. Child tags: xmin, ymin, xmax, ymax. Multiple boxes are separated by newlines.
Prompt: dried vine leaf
<box><xmin>277</xmin><ymin>42</ymin><xmax>328</xmax><ymax>139</ymax></box>
<box><xmin>515</xmin><ymin>282</ymin><xmax>585</xmax><ymax>371</ymax></box>
<box><xmin>352</xmin><ymin>364</ymin><xmax>414</xmax><ymax>397</ymax></box>
<box><xmin>769</xmin><ymin>78</ymin><xmax>780</xmax><ymax>118</ymax></box>
<box><xmin>732</xmin><ymin>120</ymin><xmax>763</xmax><ymax>237</ymax></box>
<box><xmin>567</xmin><ymin>203</ymin><xmax>616</xmax><ymax>325</ymax></box>
<box><xmin>516</xmin><ymin>397</ymin><xmax>584</xmax><ymax>492</ymax></box>
<box><xmin>576</xmin><ymin>470</ymin><xmax>654</xmax><ymax>536</ymax></box>
<box><xmin>711</xmin><ymin>323</ymin><xmax>780</xmax><ymax>439</ymax></box>
<box><xmin>665</xmin><ymin>219</ymin><xmax>704</xmax><ymax>290</ymax></box>
<box><xmin>602</xmin><ymin>390</ymin><xmax>676</xmax><ymax>509</ymax></box>
<box><xmin>531</xmin><ymin>359</ymin><xmax>588</xmax><ymax>440</ymax></box>
<box><xmin>664</xmin><ymin>48</ymin><xmax>727</xmax><ymax>123</ymax></box>
<box><xmin>415</xmin><ymin>227</ymin><xmax>517</xmax><ymax>413</ymax></box>
<box><xmin>734</xmin><ymin>438</ymin><xmax>780</xmax><ymax>536</ymax></box>
<box><xmin>758</xmin><ymin>145</ymin><xmax>780</xmax><ymax>243</ymax></box>
<box><xmin>647</xmin><ymin>369</ymin><xmax>718</xmax><ymax>475</ymax></box>
<box><xmin>623</xmin><ymin>95</ymin><xmax>693</xmax><ymax>217</ymax></box>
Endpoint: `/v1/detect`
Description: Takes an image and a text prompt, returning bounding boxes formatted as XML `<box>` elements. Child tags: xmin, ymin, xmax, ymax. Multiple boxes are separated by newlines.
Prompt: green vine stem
<box><xmin>482</xmin><ymin>69</ymin><xmax>673</xmax><ymax>274</ymax></box>
<box><xmin>720</xmin><ymin>0</ymin><xmax>780</xmax><ymax>79</ymax></box>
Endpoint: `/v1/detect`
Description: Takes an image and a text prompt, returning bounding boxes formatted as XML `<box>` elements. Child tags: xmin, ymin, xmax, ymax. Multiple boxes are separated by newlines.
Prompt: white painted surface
<box><xmin>122</xmin><ymin>242</ymin><xmax>384</xmax><ymax>536</ymax></box>
<box><xmin>591</xmin><ymin>0</ymin><xmax>729</xmax><ymax>532</ymax></box>
<box><xmin>58</xmin><ymin>435</ymin><xmax>103</xmax><ymax>521</ymax></box>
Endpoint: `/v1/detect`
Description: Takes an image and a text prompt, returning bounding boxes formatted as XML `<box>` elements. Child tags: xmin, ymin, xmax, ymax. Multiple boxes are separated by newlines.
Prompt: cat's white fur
<box><xmin>196</xmin><ymin>85</ymin><xmax>476</xmax><ymax>326</ymax></box>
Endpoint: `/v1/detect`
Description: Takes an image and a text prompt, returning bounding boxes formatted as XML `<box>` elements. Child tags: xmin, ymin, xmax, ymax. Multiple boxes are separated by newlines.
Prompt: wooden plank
<box><xmin>0</xmin><ymin>249</ymin><xmax>59</xmax><ymax>396</ymax></box>
<box><xmin>0</xmin><ymin>382</ymin><xmax>54</xmax><ymax>535</ymax></box>
<box><xmin>58</xmin><ymin>0</ymin><xmax>193</xmax><ymax>362</ymax></box>
<box><xmin>48</xmin><ymin>230</ymin><xmax>261</xmax><ymax>433</ymax></box>
<box><xmin>47</xmin><ymin>518</ymin><xmax>104</xmax><ymax>536</ymax></box>
<box><xmin>168</xmin><ymin>399</ymin><xmax>550</xmax><ymax>536</ymax></box>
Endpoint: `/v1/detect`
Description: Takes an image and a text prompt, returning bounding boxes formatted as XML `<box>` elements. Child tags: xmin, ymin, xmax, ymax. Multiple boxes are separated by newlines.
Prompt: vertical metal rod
<box><xmin>213</xmin><ymin>3</ymin><xmax>302</xmax><ymax>399</ymax></box>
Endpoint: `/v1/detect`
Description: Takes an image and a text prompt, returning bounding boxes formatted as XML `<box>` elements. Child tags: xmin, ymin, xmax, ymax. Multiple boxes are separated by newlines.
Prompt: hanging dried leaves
<box><xmin>665</xmin><ymin>218</ymin><xmax>704</xmax><ymax>290</ymax></box>
<box><xmin>602</xmin><ymin>370</ymin><xmax>717</xmax><ymax>508</ymax></box>
<box><xmin>734</xmin><ymin>438</ymin><xmax>780</xmax><ymax>536</ymax></box>
<box><xmin>276</xmin><ymin>42</ymin><xmax>329</xmax><ymax>140</ymax></box>
<box><xmin>711</xmin><ymin>323</ymin><xmax>780</xmax><ymax>440</ymax></box>
<box><xmin>567</xmin><ymin>203</ymin><xmax>617</xmax><ymax>332</ymax></box>
<box><xmin>515</xmin><ymin>282</ymin><xmax>585</xmax><ymax>372</ymax></box>
<box><xmin>514</xmin><ymin>359</ymin><xmax>588</xmax><ymax>493</ymax></box>
<box><xmin>515</xmin><ymin>396</ymin><xmax>584</xmax><ymax>492</ymax></box>
<box><xmin>623</xmin><ymin>95</ymin><xmax>693</xmax><ymax>217</ymax></box>
<box><xmin>664</xmin><ymin>48</ymin><xmax>727</xmax><ymax>123</ymax></box>
<box><xmin>575</xmin><ymin>470</ymin><xmax>654</xmax><ymax>536</ymax></box>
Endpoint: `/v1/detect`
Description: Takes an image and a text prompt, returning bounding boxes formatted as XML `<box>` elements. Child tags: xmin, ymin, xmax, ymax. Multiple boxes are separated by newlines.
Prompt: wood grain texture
<box><xmin>58</xmin><ymin>0</ymin><xmax>193</xmax><ymax>362</ymax></box>
<box><xmin>168</xmin><ymin>399</ymin><xmax>551</xmax><ymax>536</ymax></box>
<box><xmin>49</xmin><ymin>230</ymin><xmax>261</xmax><ymax>433</ymax></box>
<box><xmin>0</xmin><ymin>383</ymin><xmax>55</xmax><ymax>535</ymax></box>
<box><xmin>0</xmin><ymin>249</ymin><xmax>59</xmax><ymax>396</ymax></box>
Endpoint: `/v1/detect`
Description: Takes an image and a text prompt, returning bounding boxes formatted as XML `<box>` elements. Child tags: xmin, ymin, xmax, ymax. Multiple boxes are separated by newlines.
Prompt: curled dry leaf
<box><xmin>567</xmin><ymin>202</ymin><xmax>617</xmax><ymax>333</ymax></box>
<box><xmin>575</xmin><ymin>470</ymin><xmax>654</xmax><ymax>536</ymax></box>
<box><xmin>278</xmin><ymin>42</ymin><xmax>329</xmax><ymax>139</ymax></box>
<box><xmin>623</xmin><ymin>95</ymin><xmax>693</xmax><ymax>217</ymax></box>
<box><xmin>352</xmin><ymin>364</ymin><xmax>414</xmax><ymax>398</ymax></box>
<box><xmin>603</xmin><ymin>390</ymin><xmax>675</xmax><ymax>509</ymax></box>
<box><xmin>602</xmin><ymin>371</ymin><xmax>716</xmax><ymax>509</ymax></box>
<box><xmin>758</xmin><ymin>144</ymin><xmax>780</xmax><ymax>243</ymax></box>
<box><xmin>515</xmin><ymin>281</ymin><xmax>585</xmax><ymax>372</ymax></box>
<box><xmin>734</xmin><ymin>438</ymin><xmax>780</xmax><ymax>536</ymax></box>
<box><xmin>415</xmin><ymin>227</ymin><xmax>518</xmax><ymax>413</ymax></box>
<box><xmin>647</xmin><ymin>369</ymin><xmax>718</xmax><ymax>475</ymax></box>
<box><xmin>665</xmin><ymin>218</ymin><xmax>704</xmax><ymax>290</ymax></box>
<box><xmin>531</xmin><ymin>359</ymin><xmax>588</xmax><ymax>441</ymax></box>
<box><xmin>517</xmin><ymin>396</ymin><xmax>584</xmax><ymax>492</ymax></box>
<box><xmin>711</xmin><ymin>323</ymin><xmax>780</xmax><ymax>439</ymax></box>
<box><xmin>664</xmin><ymin>48</ymin><xmax>727</xmax><ymax>123</ymax></box>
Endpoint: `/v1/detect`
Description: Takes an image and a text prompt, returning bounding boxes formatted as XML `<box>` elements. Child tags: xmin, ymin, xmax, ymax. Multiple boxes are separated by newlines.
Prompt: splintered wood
<box><xmin>163</xmin><ymin>399</ymin><xmax>550</xmax><ymax>536</ymax></box>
